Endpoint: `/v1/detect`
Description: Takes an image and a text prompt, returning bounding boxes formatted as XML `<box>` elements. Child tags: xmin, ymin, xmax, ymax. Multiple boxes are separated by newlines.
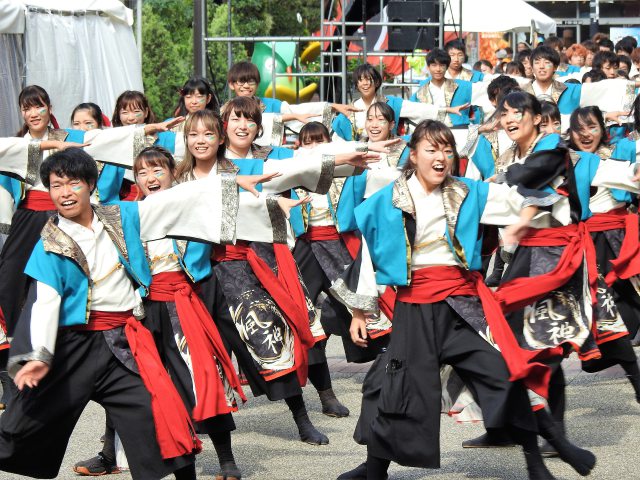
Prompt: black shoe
<box><xmin>462</xmin><ymin>431</ymin><xmax>516</xmax><ymax>448</ymax></box>
<box><xmin>540</xmin><ymin>439</ymin><xmax>559</xmax><ymax>458</ymax></box>
<box><xmin>318</xmin><ymin>388</ymin><xmax>350</xmax><ymax>418</ymax></box>
<box><xmin>73</xmin><ymin>453</ymin><xmax>121</xmax><ymax>476</ymax></box>
<box><xmin>214</xmin><ymin>461</ymin><xmax>242</xmax><ymax>480</ymax></box>
<box><xmin>524</xmin><ymin>451</ymin><xmax>556</xmax><ymax>480</ymax></box>
<box><xmin>336</xmin><ymin>462</ymin><xmax>388</xmax><ymax>480</ymax></box>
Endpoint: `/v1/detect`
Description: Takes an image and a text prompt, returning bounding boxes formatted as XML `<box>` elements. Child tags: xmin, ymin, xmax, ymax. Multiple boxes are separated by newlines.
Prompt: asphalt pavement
<box><xmin>1</xmin><ymin>336</ymin><xmax>638</xmax><ymax>479</ymax></box>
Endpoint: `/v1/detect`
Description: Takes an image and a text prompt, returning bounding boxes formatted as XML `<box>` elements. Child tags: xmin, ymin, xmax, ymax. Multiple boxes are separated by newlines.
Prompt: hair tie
<box><xmin>102</xmin><ymin>114</ymin><xmax>112</xmax><ymax>127</ymax></box>
<box><xmin>50</xmin><ymin>113</ymin><xmax>60</xmax><ymax>129</ymax></box>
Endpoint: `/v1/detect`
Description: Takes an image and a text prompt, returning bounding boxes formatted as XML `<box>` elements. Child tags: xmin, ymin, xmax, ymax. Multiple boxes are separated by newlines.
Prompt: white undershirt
<box><xmin>57</xmin><ymin>213</ymin><xmax>139</xmax><ymax>311</ymax></box>
<box><xmin>146</xmin><ymin>238</ymin><xmax>181</xmax><ymax>275</ymax></box>
<box><xmin>428</xmin><ymin>82</ymin><xmax>447</xmax><ymax>108</ymax></box>
<box><xmin>408</xmin><ymin>174</ymin><xmax>458</xmax><ymax>269</ymax></box>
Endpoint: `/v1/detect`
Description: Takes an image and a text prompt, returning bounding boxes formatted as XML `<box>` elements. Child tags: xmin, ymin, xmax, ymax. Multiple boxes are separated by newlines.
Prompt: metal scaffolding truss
<box><xmin>194</xmin><ymin>0</ymin><xmax>462</xmax><ymax>103</ymax></box>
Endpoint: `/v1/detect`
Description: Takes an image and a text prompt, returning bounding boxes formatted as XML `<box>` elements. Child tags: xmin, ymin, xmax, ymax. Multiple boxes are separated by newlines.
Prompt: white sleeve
<box><xmin>235</xmin><ymin>192</ymin><xmax>285</xmax><ymax>243</ymax></box>
<box><xmin>399</xmin><ymin>100</ymin><xmax>439</xmax><ymax>123</ymax></box>
<box><xmin>8</xmin><ymin>282</ymin><xmax>61</xmax><ymax>376</ymax></box>
<box><xmin>0</xmin><ymin>185</ymin><xmax>15</xmax><ymax>226</ymax></box>
<box><xmin>84</xmin><ymin>125</ymin><xmax>146</xmax><ymax>168</ymax></box>
<box><xmin>0</xmin><ymin>137</ymin><xmax>35</xmax><ymax>180</ymax></box>
<box><xmin>364</xmin><ymin>168</ymin><xmax>403</xmax><ymax>198</ymax></box>
<box><xmin>255</xmin><ymin>113</ymin><xmax>285</xmax><ymax>147</ymax></box>
<box><xmin>591</xmin><ymin>160</ymin><xmax>640</xmax><ymax>194</ymax></box>
<box><xmin>480</xmin><ymin>183</ymin><xmax>527</xmax><ymax>225</ymax></box>
<box><xmin>261</xmin><ymin>154</ymin><xmax>336</xmax><ymax>194</ymax></box>
<box><xmin>579</xmin><ymin>79</ymin><xmax>634</xmax><ymax>112</ymax></box>
<box><xmin>330</xmin><ymin>235</ymin><xmax>380</xmax><ymax>313</ymax></box>
<box><xmin>294</xmin><ymin>141</ymin><xmax>365</xmax><ymax>177</ymax></box>
<box><xmin>138</xmin><ymin>174</ymin><xmax>235</xmax><ymax>244</ymax></box>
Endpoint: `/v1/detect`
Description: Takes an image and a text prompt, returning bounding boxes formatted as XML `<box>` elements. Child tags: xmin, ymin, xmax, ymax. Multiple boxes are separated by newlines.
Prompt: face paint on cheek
<box><xmin>38</xmin><ymin>108</ymin><xmax>48</xmax><ymax>115</ymax></box>
<box><xmin>446</xmin><ymin>154</ymin><xmax>454</xmax><ymax>160</ymax></box>
<box><xmin>247</xmin><ymin>123</ymin><xmax>257</xmax><ymax>129</ymax></box>
<box><xmin>71</xmin><ymin>185</ymin><xmax>83</xmax><ymax>192</ymax></box>
<box><xmin>154</xmin><ymin>171</ymin><xmax>165</xmax><ymax>178</ymax></box>
<box><xmin>198</xmin><ymin>97</ymin><xmax>207</xmax><ymax>105</ymax></box>
<box><xmin>135</xmin><ymin>112</ymin><xmax>143</xmax><ymax>118</ymax></box>
<box><xmin>205</xmin><ymin>134</ymin><xmax>216</xmax><ymax>142</ymax></box>
<box><xmin>590</xmin><ymin>128</ymin><xmax>599</xmax><ymax>135</ymax></box>
<box><xmin>514</xmin><ymin>112</ymin><xmax>523</xmax><ymax>123</ymax></box>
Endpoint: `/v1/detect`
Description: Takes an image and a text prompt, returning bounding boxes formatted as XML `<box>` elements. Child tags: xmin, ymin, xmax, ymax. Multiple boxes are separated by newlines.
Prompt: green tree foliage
<box><xmin>141</xmin><ymin>0</ymin><xmax>321</xmax><ymax>114</ymax></box>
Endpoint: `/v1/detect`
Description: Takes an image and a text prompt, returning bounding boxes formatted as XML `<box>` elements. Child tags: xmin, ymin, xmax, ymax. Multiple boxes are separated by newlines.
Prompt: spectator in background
<box><xmin>566</xmin><ymin>43</ymin><xmax>588</xmax><ymax>67</ymax></box>
<box><xmin>615</xmin><ymin>36</ymin><xmax>637</xmax><ymax>56</ymax></box>
<box><xmin>515</xmin><ymin>49</ymin><xmax>534</xmax><ymax>78</ymax></box>
<box><xmin>592</xmin><ymin>50</ymin><xmax>620</xmax><ymax>78</ymax></box>
<box><xmin>630</xmin><ymin>48</ymin><xmax>640</xmax><ymax>79</ymax></box>
<box><xmin>598</xmin><ymin>38</ymin><xmax>615</xmax><ymax>52</ymax></box>
<box><xmin>517</xmin><ymin>41</ymin><xmax>530</xmax><ymax>52</ymax></box>
<box><xmin>504</xmin><ymin>61</ymin><xmax>526</xmax><ymax>77</ymax></box>
<box><xmin>618</xmin><ymin>55</ymin><xmax>632</xmax><ymax>76</ymax></box>
<box><xmin>582</xmin><ymin>40</ymin><xmax>598</xmax><ymax>67</ymax></box>
<box><xmin>473</xmin><ymin>59</ymin><xmax>493</xmax><ymax>75</ymax></box>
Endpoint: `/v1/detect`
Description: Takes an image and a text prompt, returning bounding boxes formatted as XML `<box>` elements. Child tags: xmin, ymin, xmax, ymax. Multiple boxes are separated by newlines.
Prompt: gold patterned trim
<box><xmin>133</xmin><ymin>127</ymin><xmax>147</xmax><ymax>159</ymax></box>
<box><xmin>315</xmin><ymin>155</ymin><xmax>335</xmax><ymax>194</ymax></box>
<box><xmin>391</xmin><ymin>172</ymin><xmax>416</xmax><ymax>217</ymax></box>
<box><xmin>220</xmin><ymin>173</ymin><xmax>239</xmax><ymax>244</ymax></box>
<box><xmin>25</xmin><ymin>139</ymin><xmax>43</xmax><ymax>185</ymax></box>
<box><xmin>94</xmin><ymin>204</ymin><xmax>128</xmax><ymax>262</ymax></box>
<box><xmin>321</xmin><ymin>102</ymin><xmax>334</xmax><ymax>131</ymax></box>
<box><xmin>330</xmin><ymin>278</ymin><xmax>379</xmax><ymax>313</ymax></box>
<box><xmin>441</xmin><ymin>176</ymin><xmax>469</xmax><ymax>267</ymax></box>
<box><xmin>550</xmin><ymin>80</ymin><xmax>567</xmax><ymax>105</ymax></box>
<box><xmin>595</xmin><ymin>145</ymin><xmax>613</xmax><ymax>161</ymax></box>
<box><xmin>623</xmin><ymin>81</ymin><xmax>636</xmax><ymax>114</ymax></box>
<box><xmin>49</xmin><ymin>129</ymin><xmax>69</xmax><ymax>143</ymax></box>
<box><xmin>271</xmin><ymin>114</ymin><xmax>285</xmax><ymax>146</ymax></box>
<box><xmin>41</xmin><ymin>216</ymin><xmax>91</xmax><ymax>277</ymax></box>
<box><xmin>266</xmin><ymin>194</ymin><xmax>288</xmax><ymax>244</ymax></box>
<box><xmin>630</xmin><ymin>131</ymin><xmax>640</xmax><ymax>141</ymax></box>
<box><xmin>386</xmin><ymin>138</ymin><xmax>408</xmax><ymax>168</ymax></box>
<box><xmin>8</xmin><ymin>347</ymin><xmax>54</xmax><ymax>377</ymax></box>
<box><xmin>457</xmin><ymin>68</ymin><xmax>473</xmax><ymax>81</ymax></box>
<box><xmin>251</xmin><ymin>144</ymin><xmax>273</xmax><ymax>160</ymax></box>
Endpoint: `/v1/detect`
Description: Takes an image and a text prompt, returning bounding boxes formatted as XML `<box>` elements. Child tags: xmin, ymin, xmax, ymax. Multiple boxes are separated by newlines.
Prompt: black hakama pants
<box><xmin>0</xmin><ymin>329</ymin><xmax>193</xmax><ymax>479</ymax></box>
<box><xmin>356</xmin><ymin>300</ymin><xmax>535</xmax><ymax>468</ymax></box>
<box><xmin>199</xmin><ymin>269</ymin><xmax>302</xmax><ymax>402</ymax></box>
<box><xmin>143</xmin><ymin>299</ymin><xmax>236</xmax><ymax>434</ymax></box>
<box><xmin>294</xmin><ymin>237</ymin><xmax>390</xmax><ymax>364</ymax></box>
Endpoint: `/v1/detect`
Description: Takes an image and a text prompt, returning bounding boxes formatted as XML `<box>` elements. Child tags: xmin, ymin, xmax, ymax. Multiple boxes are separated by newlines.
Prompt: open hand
<box><xmin>14</xmin><ymin>360</ymin><xmax>50</xmax><ymax>391</ymax></box>
<box><xmin>277</xmin><ymin>195</ymin><xmax>310</xmax><ymax>218</ymax></box>
<box><xmin>236</xmin><ymin>172</ymin><xmax>282</xmax><ymax>197</ymax></box>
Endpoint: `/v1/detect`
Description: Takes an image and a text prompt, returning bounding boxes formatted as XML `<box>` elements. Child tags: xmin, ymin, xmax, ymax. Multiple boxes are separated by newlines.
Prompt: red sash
<box><xmin>586</xmin><ymin>208</ymin><xmax>640</xmax><ymax>286</ymax></box>
<box><xmin>0</xmin><ymin>307</ymin><xmax>8</xmax><ymax>351</ymax></box>
<box><xmin>304</xmin><ymin>226</ymin><xmax>396</xmax><ymax>322</ymax></box>
<box><xmin>119</xmin><ymin>180</ymin><xmax>139</xmax><ymax>202</ymax></box>
<box><xmin>20</xmin><ymin>191</ymin><xmax>56</xmax><ymax>211</ymax></box>
<box><xmin>72</xmin><ymin>311</ymin><xmax>202</xmax><ymax>459</ymax></box>
<box><xmin>397</xmin><ymin>266</ymin><xmax>551</xmax><ymax>398</ymax></box>
<box><xmin>213</xmin><ymin>242</ymin><xmax>314</xmax><ymax>386</ymax></box>
<box><xmin>148</xmin><ymin>272</ymin><xmax>246</xmax><ymax>421</ymax></box>
<box><xmin>494</xmin><ymin>224</ymin><xmax>598</xmax><ymax>313</ymax></box>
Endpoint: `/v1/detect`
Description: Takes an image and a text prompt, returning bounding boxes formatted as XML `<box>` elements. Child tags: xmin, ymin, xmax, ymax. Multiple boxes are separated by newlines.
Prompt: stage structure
<box><xmin>193</xmin><ymin>0</ymin><xmax>462</xmax><ymax>104</ymax></box>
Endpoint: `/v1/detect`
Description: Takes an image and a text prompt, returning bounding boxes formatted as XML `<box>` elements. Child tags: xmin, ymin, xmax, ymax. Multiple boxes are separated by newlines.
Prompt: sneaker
<box><xmin>73</xmin><ymin>453</ymin><xmax>121</xmax><ymax>476</ymax></box>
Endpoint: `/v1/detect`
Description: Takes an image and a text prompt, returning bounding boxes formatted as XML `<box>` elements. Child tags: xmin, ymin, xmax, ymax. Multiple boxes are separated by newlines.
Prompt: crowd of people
<box><xmin>0</xmin><ymin>30</ymin><xmax>639</xmax><ymax>480</ymax></box>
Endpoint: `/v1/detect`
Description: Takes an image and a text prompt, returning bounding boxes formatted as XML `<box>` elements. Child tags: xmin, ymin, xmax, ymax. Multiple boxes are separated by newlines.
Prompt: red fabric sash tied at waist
<box><xmin>585</xmin><ymin>208</ymin><xmax>640</xmax><ymax>286</ymax></box>
<box><xmin>213</xmin><ymin>241</ymin><xmax>314</xmax><ymax>386</ymax></box>
<box><xmin>397</xmin><ymin>266</ymin><xmax>550</xmax><ymax>398</ymax></box>
<box><xmin>494</xmin><ymin>223</ymin><xmax>598</xmax><ymax>313</ymax></box>
<box><xmin>148</xmin><ymin>271</ymin><xmax>247</xmax><ymax>421</ymax></box>
<box><xmin>72</xmin><ymin>310</ymin><xmax>202</xmax><ymax>459</ymax></box>
<box><xmin>20</xmin><ymin>190</ymin><xmax>56</xmax><ymax>211</ymax></box>
<box><xmin>303</xmin><ymin>226</ymin><xmax>396</xmax><ymax>321</ymax></box>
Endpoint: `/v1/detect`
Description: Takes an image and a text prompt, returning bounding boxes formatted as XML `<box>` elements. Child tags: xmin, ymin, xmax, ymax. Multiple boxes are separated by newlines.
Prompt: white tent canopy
<box><xmin>444</xmin><ymin>0</ymin><xmax>557</xmax><ymax>35</ymax></box>
<box><xmin>0</xmin><ymin>0</ymin><xmax>142</xmax><ymax>134</ymax></box>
